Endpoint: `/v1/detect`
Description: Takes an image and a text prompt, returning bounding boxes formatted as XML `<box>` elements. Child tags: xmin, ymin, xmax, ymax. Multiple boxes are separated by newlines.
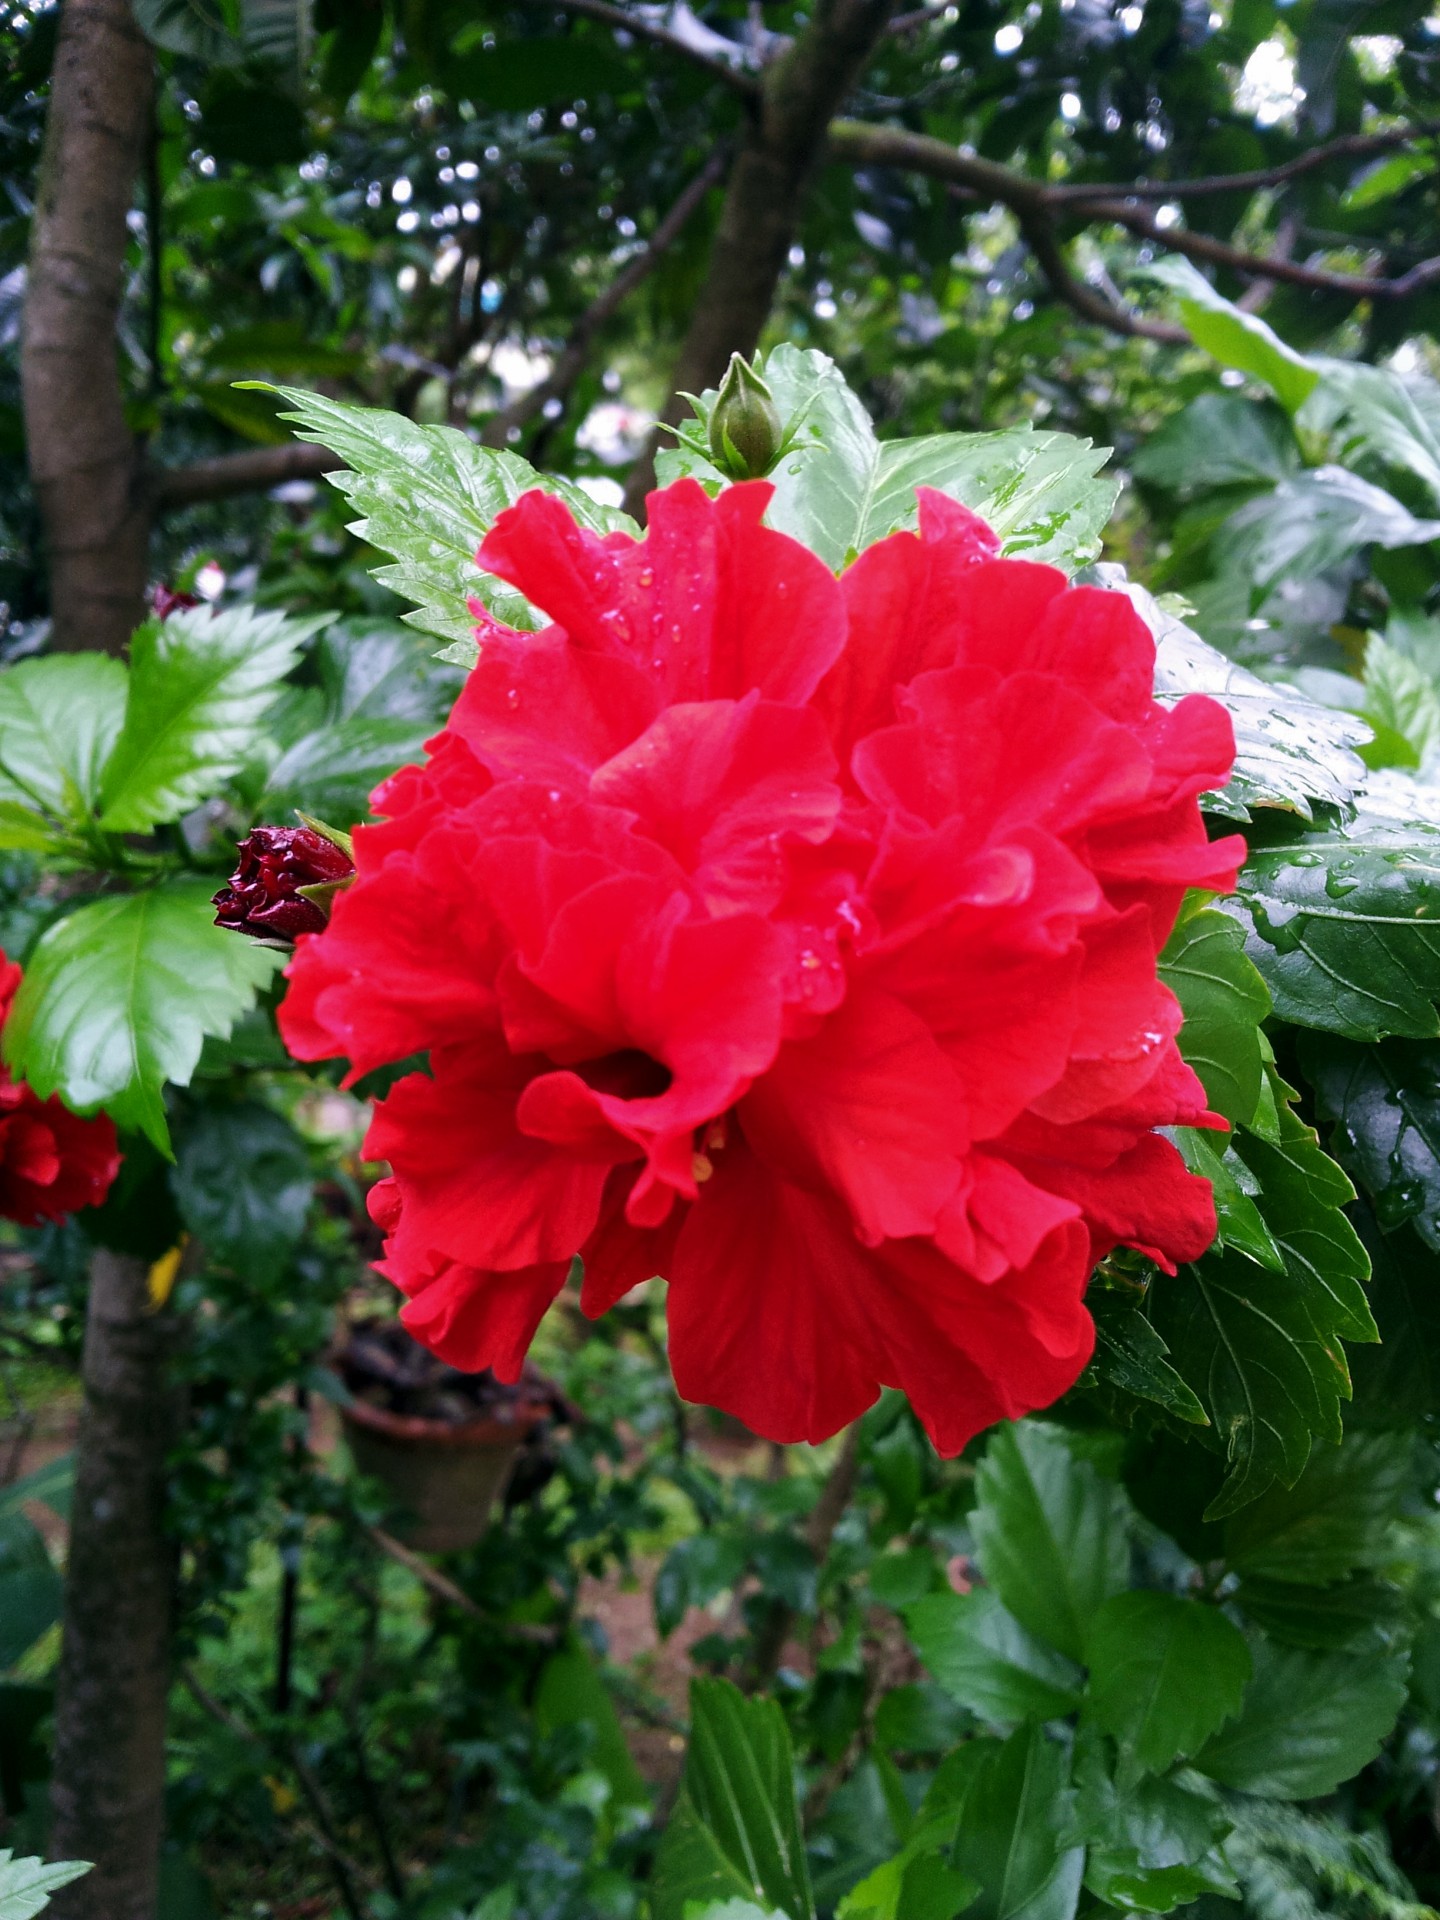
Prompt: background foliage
<box><xmin>6</xmin><ymin>1</ymin><xmax>1440</xmax><ymax>1918</ymax></box>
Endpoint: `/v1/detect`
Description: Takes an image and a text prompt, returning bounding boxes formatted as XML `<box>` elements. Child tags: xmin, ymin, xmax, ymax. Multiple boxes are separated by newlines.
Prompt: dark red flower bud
<box><xmin>214</xmin><ymin>826</ymin><xmax>355</xmax><ymax>942</ymax></box>
<box><xmin>152</xmin><ymin>584</ymin><xmax>201</xmax><ymax>620</ymax></box>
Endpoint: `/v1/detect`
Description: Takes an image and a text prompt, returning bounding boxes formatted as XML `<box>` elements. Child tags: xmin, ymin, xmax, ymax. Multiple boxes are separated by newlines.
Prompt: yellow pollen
<box><xmin>692</xmin><ymin>1152</ymin><xmax>714</xmax><ymax>1184</ymax></box>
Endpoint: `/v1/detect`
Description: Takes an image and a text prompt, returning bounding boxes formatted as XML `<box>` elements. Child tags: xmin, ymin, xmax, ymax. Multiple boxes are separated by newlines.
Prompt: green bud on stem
<box><xmin>708</xmin><ymin>352</ymin><xmax>784</xmax><ymax>480</ymax></box>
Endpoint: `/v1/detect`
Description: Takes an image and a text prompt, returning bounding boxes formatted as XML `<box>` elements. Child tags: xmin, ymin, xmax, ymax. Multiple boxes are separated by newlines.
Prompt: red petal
<box><xmin>740</xmin><ymin>987</ymin><xmax>969</xmax><ymax>1244</ymax></box>
<box><xmin>365</xmin><ymin>1040</ymin><xmax>612</xmax><ymax>1272</ymax></box>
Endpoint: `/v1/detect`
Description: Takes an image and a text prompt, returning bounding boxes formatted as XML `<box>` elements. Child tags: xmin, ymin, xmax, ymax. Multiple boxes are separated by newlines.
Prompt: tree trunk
<box><xmin>22</xmin><ymin>0</ymin><xmax>154</xmax><ymax>655</ymax></box>
<box><xmin>48</xmin><ymin>1250</ymin><xmax>182</xmax><ymax>1920</ymax></box>
<box><xmin>622</xmin><ymin>0</ymin><xmax>896</xmax><ymax>517</ymax></box>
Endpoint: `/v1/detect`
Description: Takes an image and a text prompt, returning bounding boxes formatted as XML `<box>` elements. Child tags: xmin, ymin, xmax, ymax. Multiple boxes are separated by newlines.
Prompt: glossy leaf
<box><xmin>266</xmin><ymin>386</ymin><xmax>636</xmax><ymax>650</ymax></box>
<box><xmin>1362</xmin><ymin>636</ymin><xmax>1440</xmax><ymax>770</ymax></box>
<box><xmin>1151</xmin><ymin>1081</ymin><xmax>1376</xmax><ymax>1517</ymax></box>
<box><xmin>1145</xmin><ymin>257</ymin><xmax>1319</xmax><ymax>416</ymax></box>
<box><xmin>1082</xmin><ymin>1592</ymin><xmax>1251</xmax><ymax>1779</ymax></box>
<box><xmin>1161</xmin><ymin>905</ymin><xmax>1271</xmax><ymax>1128</ymax></box>
<box><xmin>2</xmin><ymin>881</ymin><xmax>283</xmax><ymax>1154</ymax></box>
<box><xmin>1172</xmin><ymin>1130</ymin><xmax>1284</xmax><ymax>1272</ymax></box>
<box><xmin>0</xmin><ymin>1853</ymin><xmax>93</xmax><ymax>1920</ymax></box>
<box><xmin>1224</xmin><ymin>469</ymin><xmax>1440</xmax><ymax>592</ymax></box>
<box><xmin>660</xmin><ymin>345</ymin><xmax>1118</xmax><ymax>571</ymax></box>
<box><xmin>171</xmin><ymin>1100</ymin><xmax>314</xmax><ymax>1281</ymax></box>
<box><xmin>1085</xmin><ymin>1298</ymin><xmax>1208</xmax><ymax>1425</ymax></box>
<box><xmin>1221</xmin><ymin>1433</ymin><xmax>1413</xmax><ymax>1585</ymax></box>
<box><xmin>0</xmin><ymin>654</ymin><xmax>127</xmax><ymax>826</ymax></box>
<box><xmin>837</xmin><ymin>1817</ymin><xmax>978</xmax><ymax>1920</ymax></box>
<box><xmin>1234</xmin><ymin>1573</ymin><xmax>1407</xmax><ymax>1653</ymax></box>
<box><xmin>1130</xmin><ymin>393</ymin><xmax>1297</xmax><ymax>497</ymax></box>
<box><xmin>970</xmin><ymin>1422</ymin><xmax>1129</xmax><ymax>1664</ymax></box>
<box><xmin>0</xmin><ymin>1514</ymin><xmax>62</xmax><ymax>1670</ymax></box>
<box><xmin>1134</xmin><ymin>583</ymin><xmax>1368</xmax><ymax>821</ymax></box>
<box><xmin>260</xmin><ymin>713</ymin><xmax>430</xmax><ymax>822</ymax></box>
<box><xmin>1231</xmin><ymin>811</ymin><xmax>1440</xmax><ymax>1041</ymax></box>
<box><xmin>651</xmin><ymin>1678</ymin><xmax>814</xmax><ymax>1920</ymax></box>
<box><xmin>905</xmin><ymin>1589</ymin><xmax>1083</xmax><ymax>1726</ymax></box>
<box><xmin>1301</xmin><ymin>1033</ymin><xmax>1440</xmax><ymax>1249</ymax></box>
<box><xmin>98</xmin><ymin>605</ymin><xmax>322</xmax><ymax>832</ymax></box>
<box><xmin>950</xmin><ymin>1723</ymin><xmax>1085</xmax><ymax>1920</ymax></box>
<box><xmin>1067</xmin><ymin>1739</ymin><xmax>1235</xmax><ymax>1916</ymax></box>
<box><xmin>1195</xmin><ymin>1643</ymin><xmax>1408</xmax><ymax>1800</ymax></box>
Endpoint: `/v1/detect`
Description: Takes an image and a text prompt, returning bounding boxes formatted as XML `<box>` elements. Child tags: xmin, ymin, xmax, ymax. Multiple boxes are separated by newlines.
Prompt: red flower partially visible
<box><xmin>0</xmin><ymin>957</ymin><xmax>120</xmax><ymax>1225</ymax></box>
<box><xmin>281</xmin><ymin>479</ymin><xmax>1244</xmax><ymax>1455</ymax></box>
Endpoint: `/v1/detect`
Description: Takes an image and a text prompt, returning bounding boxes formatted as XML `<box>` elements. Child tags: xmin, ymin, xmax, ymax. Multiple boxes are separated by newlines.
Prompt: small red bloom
<box><xmin>0</xmin><ymin>957</ymin><xmax>120</xmax><ymax>1225</ymax></box>
<box><xmin>281</xmin><ymin>480</ymin><xmax>1244</xmax><ymax>1454</ymax></box>
<box><xmin>214</xmin><ymin>826</ymin><xmax>355</xmax><ymax>942</ymax></box>
<box><xmin>151</xmin><ymin>584</ymin><xmax>201</xmax><ymax>620</ymax></box>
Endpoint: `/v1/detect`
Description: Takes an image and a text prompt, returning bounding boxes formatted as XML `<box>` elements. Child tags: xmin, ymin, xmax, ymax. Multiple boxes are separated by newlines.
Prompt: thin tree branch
<box><xmin>1015</xmin><ymin>208</ymin><xmax>1187</xmax><ymax>342</ymax></box>
<box><xmin>829</xmin><ymin>118</ymin><xmax>1440</xmax><ymax>303</ymax></box>
<box><xmin>151</xmin><ymin>440</ymin><xmax>340</xmax><ymax>509</ymax></box>
<box><xmin>1046</xmin><ymin>127</ymin><xmax>1429</xmax><ymax>204</ymax></box>
<box><xmin>480</xmin><ymin>149</ymin><xmax>727</xmax><ymax>448</ymax></box>
<box><xmin>1078</xmin><ymin>193</ymin><xmax>1440</xmax><ymax>299</ymax></box>
<box><xmin>526</xmin><ymin>0</ymin><xmax>760</xmax><ymax>96</ymax></box>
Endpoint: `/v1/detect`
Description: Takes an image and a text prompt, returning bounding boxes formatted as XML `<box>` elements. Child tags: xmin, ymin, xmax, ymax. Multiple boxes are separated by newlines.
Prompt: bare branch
<box><xmin>1078</xmin><ymin>194</ymin><xmax>1440</xmax><ymax>300</ymax></box>
<box><xmin>525</xmin><ymin>0</ymin><xmax>760</xmax><ymax>95</ymax></box>
<box><xmin>1014</xmin><ymin>209</ymin><xmax>1187</xmax><ymax>343</ymax></box>
<box><xmin>829</xmin><ymin>117</ymin><xmax>1046</xmax><ymax>208</ymax></box>
<box><xmin>150</xmin><ymin>440</ymin><xmax>340</xmax><ymax>509</ymax></box>
<box><xmin>1047</xmin><ymin>127</ymin><xmax>1429</xmax><ymax>204</ymax></box>
<box><xmin>480</xmin><ymin>149</ymin><xmax>727</xmax><ymax>448</ymax></box>
<box><xmin>830</xmin><ymin>118</ymin><xmax>1440</xmax><ymax>304</ymax></box>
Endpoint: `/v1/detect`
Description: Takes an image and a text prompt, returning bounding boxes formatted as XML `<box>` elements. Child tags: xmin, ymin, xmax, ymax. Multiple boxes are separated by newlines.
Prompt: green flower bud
<box><xmin>708</xmin><ymin>353</ymin><xmax>784</xmax><ymax>479</ymax></box>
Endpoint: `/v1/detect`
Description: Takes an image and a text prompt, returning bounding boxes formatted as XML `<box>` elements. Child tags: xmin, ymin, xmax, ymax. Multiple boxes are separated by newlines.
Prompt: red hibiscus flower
<box><xmin>0</xmin><ymin>956</ymin><xmax>121</xmax><ymax>1225</ymax></box>
<box><xmin>281</xmin><ymin>480</ymin><xmax>1243</xmax><ymax>1454</ymax></box>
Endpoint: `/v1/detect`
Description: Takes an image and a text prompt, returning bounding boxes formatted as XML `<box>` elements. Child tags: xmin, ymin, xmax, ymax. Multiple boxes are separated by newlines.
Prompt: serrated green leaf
<box><xmin>651</xmin><ymin>1679</ymin><xmax>814</xmax><ymax>1920</ymax></box>
<box><xmin>1151</xmin><ymin>1081</ymin><xmax>1375</xmax><ymax>1518</ymax></box>
<box><xmin>1229</xmin><ymin>1082</ymin><xmax>1374</xmax><ymax>1338</ymax></box>
<box><xmin>2</xmin><ymin>881</ymin><xmax>282</xmax><ymax>1154</ymax></box>
<box><xmin>659</xmin><ymin>345</ymin><xmax>1117</xmax><ymax>572</ymax></box>
<box><xmin>171</xmin><ymin>1100</ymin><xmax>314</xmax><ymax>1281</ymax></box>
<box><xmin>970</xmin><ymin>1423</ymin><xmax>1130</xmax><ymax>1664</ymax></box>
<box><xmin>1085</xmin><ymin>1298</ymin><xmax>1208</xmax><ymax>1424</ymax></box>
<box><xmin>264</xmin><ymin>386</ymin><xmax>636</xmax><ymax>650</ymax></box>
<box><xmin>1144</xmin><ymin>257</ymin><xmax>1320</xmax><ymax>416</ymax></box>
<box><xmin>1082</xmin><ymin>1592</ymin><xmax>1251</xmax><ymax>1780</ymax></box>
<box><xmin>0</xmin><ymin>1852</ymin><xmax>92</xmax><ymax>1920</ymax></box>
<box><xmin>1161</xmin><ymin>906</ymin><xmax>1272</xmax><ymax>1127</ymax></box>
<box><xmin>0</xmin><ymin>654</ymin><xmax>128</xmax><ymax>826</ymax></box>
<box><xmin>950</xmin><ymin>1723</ymin><xmax>1085</xmax><ymax>1920</ymax></box>
<box><xmin>1221</xmin><ymin>1432</ymin><xmax>1412</xmax><ymax>1585</ymax></box>
<box><xmin>905</xmin><ymin>1590</ymin><xmax>1083</xmax><ymax>1727</ymax></box>
<box><xmin>1195</xmin><ymin>1643</ymin><xmax>1408</xmax><ymax>1800</ymax></box>
<box><xmin>1231</xmin><ymin>811</ymin><xmax>1440</xmax><ymax>1041</ymax></box>
<box><xmin>1068</xmin><ymin>1739</ymin><xmax>1236</xmax><ymax>1915</ymax></box>
<box><xmin>1131</xmin><ymin>393</ymin><xmax>1298</xmax><ymax>497</ymax></box>
<box><xmin>1127</xmin><ymin>581</ymin><xmax>1368</xmax><ymax>820</ymax></box>
<box><xmin>1172</xmin><ymin>1130</ymin><xmax>1284</xmax><ymax>1271</ymax></box>
<box><xmin>98</xmin><ymin>605</ymin><xmax>322</xmax><ymax>832</ymax></box>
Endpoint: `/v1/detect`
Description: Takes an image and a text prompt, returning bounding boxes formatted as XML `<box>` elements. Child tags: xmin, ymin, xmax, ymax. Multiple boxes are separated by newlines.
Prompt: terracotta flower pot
<box><xmin>340</xmin><ymin>1394</ymin><xmax>552</xmax><ymax>1553</ymax></box>
<box><xmin>331</xmin><ymin>1320</ymin><xmax>570</xmax><ymax>1553</ymax></box>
